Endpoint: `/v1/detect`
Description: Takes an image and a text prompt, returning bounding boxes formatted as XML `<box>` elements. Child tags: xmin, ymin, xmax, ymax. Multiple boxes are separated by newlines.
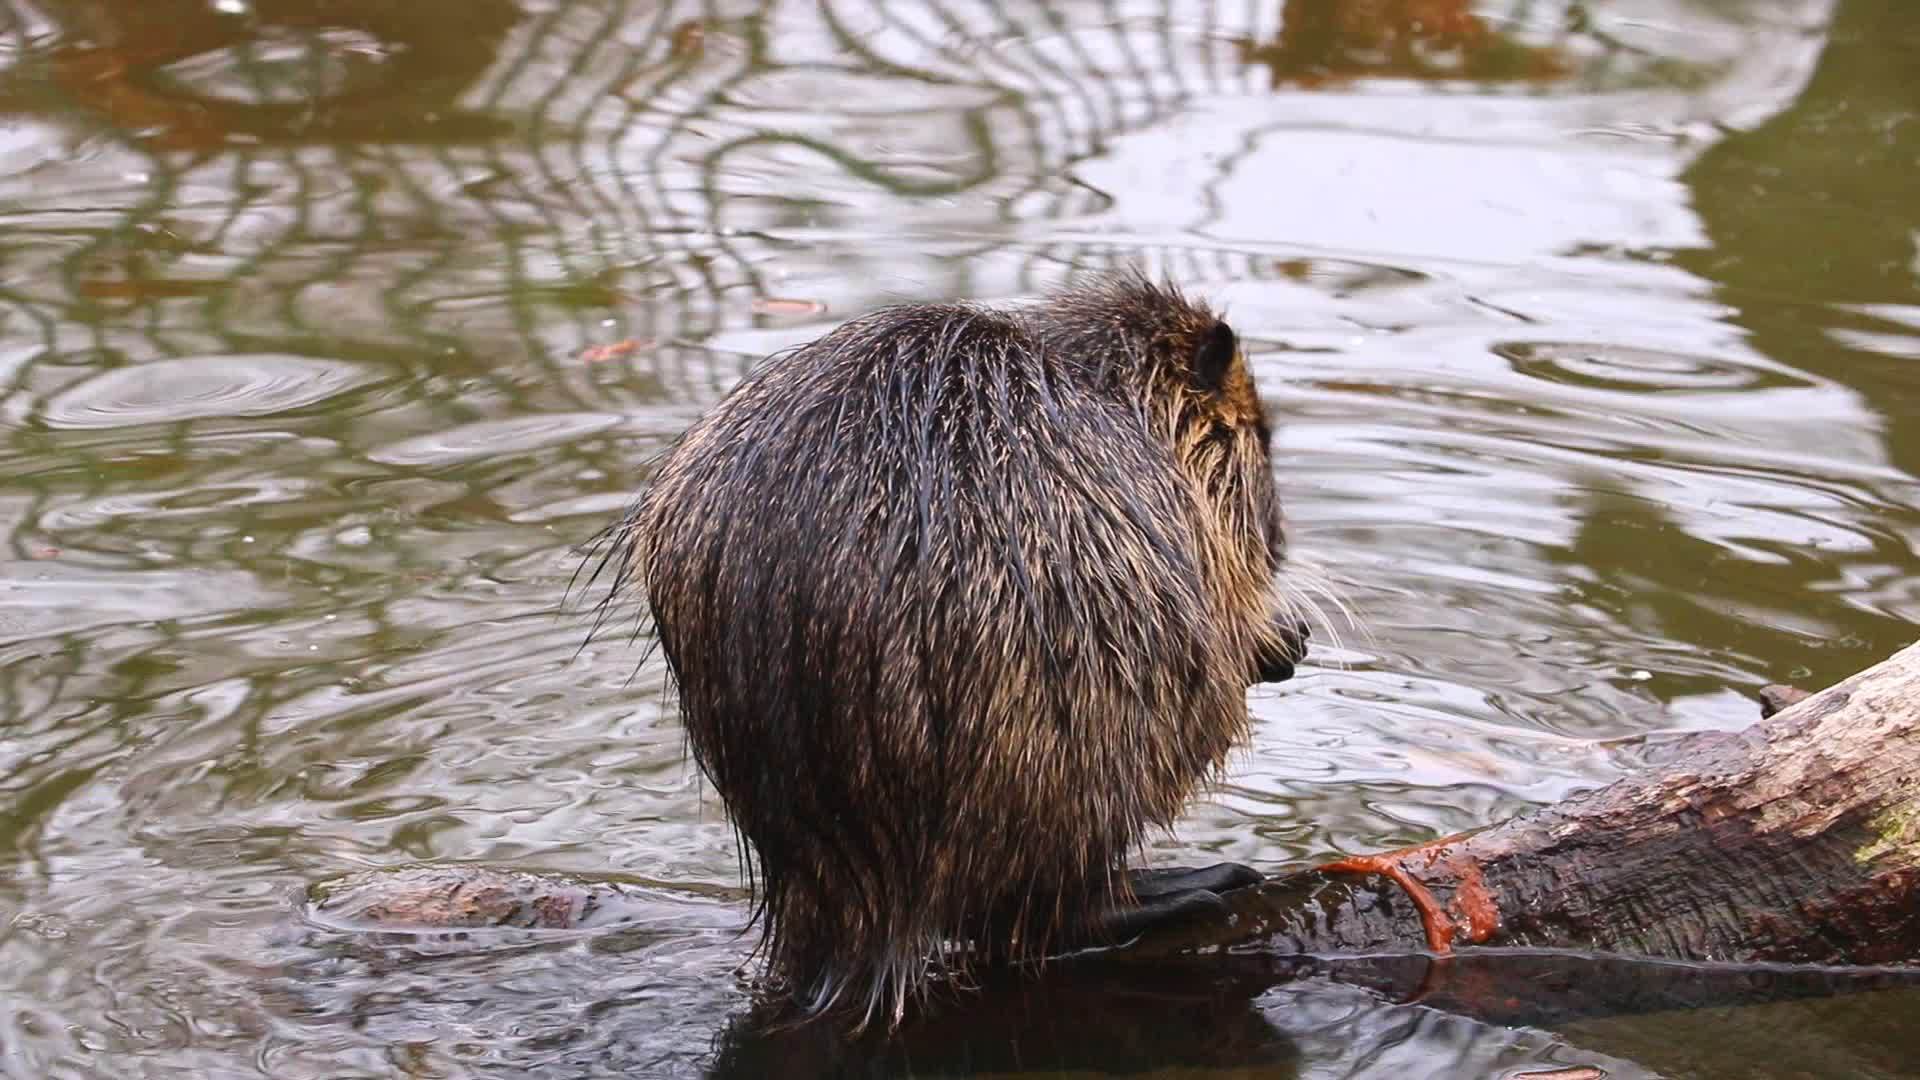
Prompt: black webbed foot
<box><xmin>1074</xmin><ymin>863</ymin><xmax>1265</xmax><ymax>949</ymax></box>
<box><xmin>1254</xmin><ymin>616</ymin><xmax>1311</xmax><ymax>684</ymax></box>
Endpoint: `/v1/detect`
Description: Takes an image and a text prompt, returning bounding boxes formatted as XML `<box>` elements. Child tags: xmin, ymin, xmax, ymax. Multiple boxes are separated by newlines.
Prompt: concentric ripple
<box><xmin>1496</xmin><ymin>339</ymin><xmax>1804</xmax><ymax>395</ymax></box>
<box><xmin>38</xmin><ymin>355</ymin><xmax>379</xmax><ymax>430</ymax></box>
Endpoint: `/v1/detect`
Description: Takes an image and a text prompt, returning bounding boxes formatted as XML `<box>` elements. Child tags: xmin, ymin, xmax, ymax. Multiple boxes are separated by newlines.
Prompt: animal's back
<box><xmin>634</xmin><ymin>300</ymin><xmax>1249</xmax><ymax>1017</ymax></box>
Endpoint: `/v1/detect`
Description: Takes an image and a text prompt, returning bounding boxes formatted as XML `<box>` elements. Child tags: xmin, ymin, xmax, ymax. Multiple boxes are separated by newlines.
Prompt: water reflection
<box><xmin>1241</xmin><ymin>0</ymin><xmax>1569</xmax><ymax>86</ymax></box>
<box><xmin>15</xmin><ymin>1</ymin><xmax>518</xmax><ymax>148</ymax></box>
<box><xmin>0</xmin><ymin>0</ymin><xmax>1916</xmax><ymax>1076</ymax></box>
<box><xmin>1674</xmin><ymin>0</ymin><xmax>1920</xmax><ymax>688</ymax></box>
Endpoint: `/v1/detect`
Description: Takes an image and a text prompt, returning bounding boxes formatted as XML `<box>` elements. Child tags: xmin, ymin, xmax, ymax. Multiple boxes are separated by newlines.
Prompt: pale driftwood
<box><xmin>304</xmin><ymin>642</ymin><xmax>1920</xmax><ymax>974</ymax></box>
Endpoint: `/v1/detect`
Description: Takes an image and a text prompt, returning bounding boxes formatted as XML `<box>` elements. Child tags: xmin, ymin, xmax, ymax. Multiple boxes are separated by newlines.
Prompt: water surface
<box><xmin>2</xmin><ymin>0</ymin><xmax>1918</xmax><ymax>1076</ymax></box>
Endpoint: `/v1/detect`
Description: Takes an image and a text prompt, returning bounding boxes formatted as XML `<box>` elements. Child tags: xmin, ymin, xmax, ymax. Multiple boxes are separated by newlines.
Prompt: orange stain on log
<box><xmin>1319</xmin><ymin>832</ymin><xmax>1504</xmax><ymax>953</ymax></box>
<box><xmin>1320</xmin><ymin>852</ymin><xmax>1458</xmax><ymax>953</ymax></box>
<box><xmin>1448</xmin><ymin>857</ymin><xmax>1501</xmax><ymax>944</ymax></box>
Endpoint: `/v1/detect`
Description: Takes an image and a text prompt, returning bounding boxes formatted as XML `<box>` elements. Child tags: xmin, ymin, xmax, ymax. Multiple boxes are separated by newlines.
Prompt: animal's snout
<box><xmin>1253</xmin><ymin>614</ymin><xmax>1310</xmax><ymax>684</ymax></box>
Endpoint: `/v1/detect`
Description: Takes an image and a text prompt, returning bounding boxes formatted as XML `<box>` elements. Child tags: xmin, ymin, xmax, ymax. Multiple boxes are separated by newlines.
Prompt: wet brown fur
<box><xmin>584</xmin><ymin>270</ymin><xmax>1293</xmax><ymax>1029</ymax></box>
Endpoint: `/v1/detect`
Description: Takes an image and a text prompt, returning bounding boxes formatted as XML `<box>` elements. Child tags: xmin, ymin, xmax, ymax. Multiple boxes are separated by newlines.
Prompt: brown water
<box><xmin>2</xmin><ymin>0</ymin><xmax>1918</xmax><ymax>1077</ymax></box>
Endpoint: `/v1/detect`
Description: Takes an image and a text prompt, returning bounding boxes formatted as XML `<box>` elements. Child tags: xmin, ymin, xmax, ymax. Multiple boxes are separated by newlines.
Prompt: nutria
<box><xmin>583</xmin><ymin>270</ymin><xmax>1310</xmax><ymax>1028</ymax></box>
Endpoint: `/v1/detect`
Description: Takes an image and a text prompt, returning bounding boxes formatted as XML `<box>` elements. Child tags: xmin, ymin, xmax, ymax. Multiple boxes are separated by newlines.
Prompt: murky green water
<box><xmin>1</xmin><ymin>0</ymin><xmax>1917</xmax><ymax>1076</ymax></box>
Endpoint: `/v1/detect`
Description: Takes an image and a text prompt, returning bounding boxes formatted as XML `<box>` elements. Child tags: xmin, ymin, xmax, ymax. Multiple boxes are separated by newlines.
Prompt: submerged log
<box><xmin>304</xmin><ymin>642</ymin><xmax>1920</xmax><ymax>973</ymax></box>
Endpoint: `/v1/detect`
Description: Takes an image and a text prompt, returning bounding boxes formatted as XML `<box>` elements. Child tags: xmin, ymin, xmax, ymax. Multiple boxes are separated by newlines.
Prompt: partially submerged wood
<box><xmin>305</xmin><ymin>866</ymin><xmax>648</xmax><ymax>934</ymax></box>
<box><xmin>304</xmin><ymin>642</ymin><xmax>1920</xmax><ymax>975</ymax></box>
<box><xmin>1132</xmin><ymin>640</ymin><xmax>1920</xmax><ymax>965</ymax></box>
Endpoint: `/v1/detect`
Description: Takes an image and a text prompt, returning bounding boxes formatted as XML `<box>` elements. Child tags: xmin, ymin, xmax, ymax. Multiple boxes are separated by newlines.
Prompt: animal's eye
<box><xmin>1193</xmin><ymin>321</ymin><xmax>1236</xmax><ymax>392</ymax></box>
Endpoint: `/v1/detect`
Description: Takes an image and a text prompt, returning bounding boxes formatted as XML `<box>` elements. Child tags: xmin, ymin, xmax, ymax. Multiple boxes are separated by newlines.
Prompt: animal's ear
<box><xmin>1193</xmin><ymin>321</ymin><xmax>1237</xmax><ymax>392</ymax></box>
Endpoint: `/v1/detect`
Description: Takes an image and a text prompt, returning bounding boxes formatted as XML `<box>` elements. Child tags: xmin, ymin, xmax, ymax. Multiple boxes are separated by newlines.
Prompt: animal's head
<box><xmin>1024</xmin><ymin>270</ymin><xmax>1305</xmax><ymax>681</ymax></box>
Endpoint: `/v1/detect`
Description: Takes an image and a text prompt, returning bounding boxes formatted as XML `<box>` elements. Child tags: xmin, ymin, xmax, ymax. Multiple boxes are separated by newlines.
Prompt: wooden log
<box><xmin>1129</xmin><ymin>640</ymin><xmax>1920</xmax><ymax>965</ymax></box>
<box><xmin>303</xmin><ymin>642</ymin><xmax>1920</xmax><ymax>974</ymax></box>
<box><xmin>304</xmin><ymin>865</ymin><xmax>656</xmax><ymax>934</ymax></box>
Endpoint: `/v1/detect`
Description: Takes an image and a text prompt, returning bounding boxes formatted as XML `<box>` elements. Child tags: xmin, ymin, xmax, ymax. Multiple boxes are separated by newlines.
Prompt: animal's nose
<box><xmin>1254</xmin><ymin>615</ymin><xmax>1309</xmax><ymax>684</ymax></box>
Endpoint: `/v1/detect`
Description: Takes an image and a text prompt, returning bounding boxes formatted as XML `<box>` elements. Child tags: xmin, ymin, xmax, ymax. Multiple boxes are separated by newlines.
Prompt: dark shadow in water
<box><xmin>701</xmin><ymin>946</ymin><xmax>1920</xmax><ymax>1078</ymax></box>
<box><xmin>707</xmin><ymin>958</ymin><xmax>1302</xmax><ymax>1078</ymax></box>
<box><xmin>1330</xmin><ymin>951</ymin><xmax>1920</xmax><ymax>1080</ymax></box>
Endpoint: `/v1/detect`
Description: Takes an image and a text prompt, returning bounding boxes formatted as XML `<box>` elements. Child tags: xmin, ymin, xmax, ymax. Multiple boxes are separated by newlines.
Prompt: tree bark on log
<box><xmin>305</xmin><ymin>641</ymin><xmax>1920</xmax><ymax>972</ymax></box>
<box><xmin>1128</xmin><ymin>640</ymin><xmax>1920</xmax><ymax>966</ymax></box>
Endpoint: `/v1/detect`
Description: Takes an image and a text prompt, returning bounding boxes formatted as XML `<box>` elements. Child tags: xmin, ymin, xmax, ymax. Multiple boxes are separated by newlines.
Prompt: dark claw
<box><xmin>1088</xmin><ymin>888</ymin><xmax>1228</xmax><ymax>945</ymax></box>
<box><xmin>1073</xmin><ymin>863</ymin><xmax>1265</xmax><ymax>949</ymax></box>
<box><xmin>1254</xmin><ymin>616</ymin><xmax>1310</xmax><ymax>684</ymax></box>
<box><xmin>1128</xmin><ymin>862</ymin><xmax>1264</xmax><ymax>898</ymax></box>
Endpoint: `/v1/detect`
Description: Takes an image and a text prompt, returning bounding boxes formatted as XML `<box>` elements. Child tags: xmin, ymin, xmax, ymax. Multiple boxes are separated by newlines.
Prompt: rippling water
<box><xmin>2</xmin><ymin>0</ymin><xmax>1918</xmax><ymax>1076</ymax></box>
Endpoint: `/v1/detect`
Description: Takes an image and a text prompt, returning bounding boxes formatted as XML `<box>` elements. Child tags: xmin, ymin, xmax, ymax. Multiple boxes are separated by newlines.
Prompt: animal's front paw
<box><xmin>1073</xmin><ymin>863</ymin><xmax>1265</xmax><ymax>948</ymax></box>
